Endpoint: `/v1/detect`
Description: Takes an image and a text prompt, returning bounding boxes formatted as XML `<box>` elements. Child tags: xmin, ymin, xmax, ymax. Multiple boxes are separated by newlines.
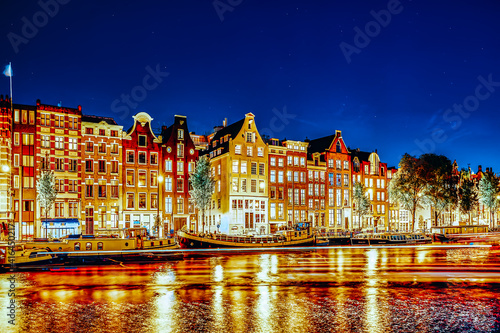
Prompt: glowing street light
<box><xmin>156</xmin><ymin>174</ymin><xmax>164</xmax><ymax>237</ymax></box>
<box><xmin>1</xmin><ymin>165</ymin><xmax>9</xmax><ymax>173</ymax></box>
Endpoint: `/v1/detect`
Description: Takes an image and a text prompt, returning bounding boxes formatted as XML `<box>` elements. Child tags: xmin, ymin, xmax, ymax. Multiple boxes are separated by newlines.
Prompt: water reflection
<box><xmin>1</xmin><ymin>247</ymin><xmax>499</xmax><ymax>332</ymax></box>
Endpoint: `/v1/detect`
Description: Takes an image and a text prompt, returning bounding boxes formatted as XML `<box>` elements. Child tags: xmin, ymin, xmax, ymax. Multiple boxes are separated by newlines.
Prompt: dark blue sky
<box><xmin>1</xmin><ymin>0</ymin><xmax>500</xmax><ymax>170</ymax></box>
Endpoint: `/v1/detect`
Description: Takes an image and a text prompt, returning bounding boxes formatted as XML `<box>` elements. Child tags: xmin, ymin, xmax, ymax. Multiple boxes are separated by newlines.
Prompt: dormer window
<box><xmin>138</xmin><ymin>135</ymin><xmax>147</xmax><ymax>147</ymax></box>
<box><xmin>336</xmin><ymin>141</ymin><xmax>341</xmax><ymax>153</ymax></box>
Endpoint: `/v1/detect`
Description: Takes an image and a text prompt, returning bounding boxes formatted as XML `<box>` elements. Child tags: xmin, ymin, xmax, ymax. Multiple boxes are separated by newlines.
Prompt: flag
<box><xmin>3</xmin><ymin>63</ymin><xmax>12</xmax><ymax>77</ymax></box>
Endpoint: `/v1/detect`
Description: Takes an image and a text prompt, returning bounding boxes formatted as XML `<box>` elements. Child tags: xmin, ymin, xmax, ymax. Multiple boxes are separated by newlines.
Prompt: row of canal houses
<box><xmin>0</xmin><ymin>97</ymin><xmax>412</xmax><ymax>240</ymax></box>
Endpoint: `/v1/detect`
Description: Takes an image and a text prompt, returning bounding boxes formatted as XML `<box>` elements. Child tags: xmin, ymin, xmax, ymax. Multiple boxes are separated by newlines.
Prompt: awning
<box><xmin>42</xmin><ymin>219</ymin><xmax>80</xmax><ymax>229</ymax></box>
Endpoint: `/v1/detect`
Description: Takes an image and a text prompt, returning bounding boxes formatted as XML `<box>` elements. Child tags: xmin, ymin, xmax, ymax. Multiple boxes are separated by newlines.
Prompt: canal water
<box><xmin>1</xmin><ymin>246</ymin><xmax>500</xmax><ymax>333</ymax></box>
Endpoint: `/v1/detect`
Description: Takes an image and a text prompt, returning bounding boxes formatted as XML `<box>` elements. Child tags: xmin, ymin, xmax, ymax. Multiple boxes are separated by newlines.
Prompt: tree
<box><xmin>478</xmin><ymin>170</ymin><xmax>500</xmax><ymax>228</ymax></box>
<box><xmin>388</xmin><ymin>153</ymin><xmax>426</xmax><ymax>231</ymax></box>
<box><xmin>458</xmin><ymin>172</ymin><xmax>479</xmax><ymax>224</ymax></box>
<box><xmin>36</xmin><ymin>169</ymin><xmax>57</xmax><ymax>238</ymax></box>
<box><xmin>189</xmin><ymin>156</ymin><xmax>215</xmax><ymax>233</ymax></box>
<box><xmin>419</xmin><ymin>154</ymin><xmax>457</xmax><ymax>227</ymax></box>
<box><xmin>352</xmin><ymin>181</ymin><xmax>370</xmax><ymax>230</ymax></box>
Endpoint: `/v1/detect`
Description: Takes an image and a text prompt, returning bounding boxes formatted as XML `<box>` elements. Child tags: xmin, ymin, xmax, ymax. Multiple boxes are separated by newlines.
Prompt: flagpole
<box><xmin>9</xmin><ymin>62</ymin><xmax>12</xmax><ymax>112</ymax></box>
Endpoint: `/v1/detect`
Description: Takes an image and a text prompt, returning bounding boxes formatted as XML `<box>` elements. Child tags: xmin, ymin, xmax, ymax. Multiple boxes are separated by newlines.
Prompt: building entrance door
<box><xmin>85</xmin><ymin>207</ymin><xmax>94</xmax><ymax>235</ymax></box>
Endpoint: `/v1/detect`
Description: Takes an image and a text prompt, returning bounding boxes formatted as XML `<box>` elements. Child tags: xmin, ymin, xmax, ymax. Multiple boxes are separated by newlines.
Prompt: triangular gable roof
<box><xmin>308</xmin><ymin>131</ymin><xmax>348</xmax><ymax>154</ymax></box>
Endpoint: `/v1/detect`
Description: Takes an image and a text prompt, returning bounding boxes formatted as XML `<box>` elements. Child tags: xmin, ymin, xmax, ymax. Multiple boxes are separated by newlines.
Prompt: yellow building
<box><xmin>205</xmin><ymin>113</ymin><xmax>268</xmax><ymax>235</ymax></box>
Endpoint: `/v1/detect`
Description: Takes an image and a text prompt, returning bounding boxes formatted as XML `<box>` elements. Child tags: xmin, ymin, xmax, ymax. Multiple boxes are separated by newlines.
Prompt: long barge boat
<box><xmin>177</xmin><ymin>222</ymin><xmax>318</xmax><ymax>249</ymax></box>
<box><xmin>0</xmin><ymin>228</ymin><xmax>179</xmax><ymax>270</ymax></box>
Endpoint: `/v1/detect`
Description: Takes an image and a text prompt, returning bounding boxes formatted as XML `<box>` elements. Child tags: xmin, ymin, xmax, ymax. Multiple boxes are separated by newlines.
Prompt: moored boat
<box><xmin>177</xmin><ymin>222</ymin><xmax>318</xmax><ymax>249</ymax></box>
<box><xmin>0</xmin><ymin>245</ymin><xmax>57</xmax><ymax>271</ymax></box>
<box><xmin>431</xmin><ymin>224</ymin><xmax>500</xmax><ymax>242</ymax></box>
<box><xmin>350</xmin><ymin>232</ymin><xmax>432</xmax><ymax>245</ymax></box>
<box><xmin>4</xmin><ymin>228</ymin><xmax>180</xmax><ymax>269</ymax></box>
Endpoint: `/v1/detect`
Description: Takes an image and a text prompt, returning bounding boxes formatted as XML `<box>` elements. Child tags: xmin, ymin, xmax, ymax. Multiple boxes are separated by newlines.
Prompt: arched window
<box><xmin>86</xmin><ymin>242</ymin><xmax>92</xmax><ymax>251</ymax></box>
<box><xmin>353</xmin><ymin>158</ymin><xmax>360</xmax><ymax>173</ymax></box>
<box><xmin>336</xmin><ymin>141</ymin><xmax>341</xmax><ymax>153</ymax></box>
<box><xmin>97</xmin><ymin>242</ymin><xmax>103</xmax><ymax>250</ymax></box>
<box><xmin>74</xmin><ymin>242</ymin><xmax>80</xmax><ymax>251</ymax></box>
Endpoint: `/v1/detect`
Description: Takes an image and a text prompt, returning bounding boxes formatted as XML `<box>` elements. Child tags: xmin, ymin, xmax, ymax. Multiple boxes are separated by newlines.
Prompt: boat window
<box><xmin>160</xmin><ymin>241</ymin><xmax>163</xmax><ymax>246</ymax></box>
<box><xmin>86</xmin><ymin>242</ymin><xmax>92</xmax><ymax>251</ymax></box>
<box><xmin>151</xmin><ymin>242</ymin><xmax>154</xmax><ymax>247</ymax></box>
<box><xmin>74</xmin><ymin>242</ymin><xmax>80</xmax><ymax>251</ymax></box>
<box><xmin>125</xmin><ymin>242</ymin><xmax>129</xmax><ymax>247</ymax></box>
<box><xmin>97</xmin><ymin>242</ymin><xmax>103</xmax><ymax>250</ymax></box>
<box><xmin>29</xmin><ymin>252</ymin><xmax>39</xmax><ymax>259</ymax></box>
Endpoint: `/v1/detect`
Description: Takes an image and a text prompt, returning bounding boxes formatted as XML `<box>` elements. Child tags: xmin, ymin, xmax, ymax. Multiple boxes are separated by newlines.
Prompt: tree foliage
<box><xmin>189</xmin><ymin>156</ymin><xmax>215</xmax><ymax>233</ymax></box>
<box><xmin>352</xmin><ymin>181</ymin><xmax>370</xmax><ymax>229</ymax></box>
<box><xmin>419</xmin><ymin>154</ymin><xmax>458</xmax><ymax>226</ymax></box>
<box><xmin>478</xmin><ymin>170</ymin><xmax>500</xmax><ymax>226</ymax></box>
<box><xmin>458</xmin><ymin>172</ymin><xmax>479</xmax><ymax>224</ymax></box>
<box><xmin>36</xmin><ymin>169</ymin><xmax>57</xmax><ymax>237</ymax></box>
<box><xmin>388</xmin><ymin>153</ymin><xmax>426</xmax><ymax>231</ymax></box>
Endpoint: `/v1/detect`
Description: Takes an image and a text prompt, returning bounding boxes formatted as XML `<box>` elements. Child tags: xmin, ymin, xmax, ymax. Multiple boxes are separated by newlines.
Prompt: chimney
<box><xmin>478</xmin><ymin>165</ymin><xmax>482</xmax><ymax>173</ymax></box>
<box><xmin>223</xmin><ymin>118</ymin><xmax>227</xmax><ymax>127</ymax></box>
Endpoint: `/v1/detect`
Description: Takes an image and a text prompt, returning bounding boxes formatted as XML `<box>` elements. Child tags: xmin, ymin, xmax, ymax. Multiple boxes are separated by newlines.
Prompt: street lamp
<box><xmin>157</xmin><ymin>175</ymin><xmax>164</xmax><ymax>238</ymax></box>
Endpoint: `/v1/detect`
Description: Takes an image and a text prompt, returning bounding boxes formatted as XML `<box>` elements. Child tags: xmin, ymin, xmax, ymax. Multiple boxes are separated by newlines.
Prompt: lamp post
<box><xmin>157</xmin><ymin>174</ymin><xmax>164</xmax><ymax>238</ymax></box>
<box><xmin>1</xmin><ymin>165</ymin><xmax>12</xmax><ymax>240</ymax></box>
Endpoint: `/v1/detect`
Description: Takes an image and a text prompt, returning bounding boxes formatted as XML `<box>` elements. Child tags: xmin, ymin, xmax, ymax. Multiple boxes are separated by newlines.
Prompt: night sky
<box><xmin>1</xmin><ymin>0</ymin><xmax>499</xmax><ymax>170</ymax></box>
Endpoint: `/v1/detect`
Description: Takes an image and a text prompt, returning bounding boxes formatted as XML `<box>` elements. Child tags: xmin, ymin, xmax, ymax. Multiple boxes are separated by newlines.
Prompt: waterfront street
<box><xmin>1</xmin><ymin>245</ymin><xmax>500</xmax><ymax>333</ymax></box>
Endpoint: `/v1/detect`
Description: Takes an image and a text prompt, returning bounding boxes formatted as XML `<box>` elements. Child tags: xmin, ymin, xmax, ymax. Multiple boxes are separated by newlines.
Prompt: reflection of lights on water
<box><xmin>337</xmin><ymin>249</ymin><xmax>344</xmax><ymax>273</ymax></box>
<box><xmin>155</xmin><ymin>290</ymin><xmax>176</xmax><ymax>332</ymax></box>
<box><xmin>365</xmin><ymin>287</ymin><xmax>380</xmax><ymax>332</ymax></box>
<box><xmin>256</xmin><ymin>285</ymin><xmax>271</xmax><ymax>332</ymax></box>
<box><xmin>155</xmin><ymin>268</ymin><xmax>177</xmax><ymax>285</ymax></box>
<box><xmin>417</xmin><ymin>250</ymin><xmax>428</xmax><ymax>264</ymax></box>
<box><xmin>212</xmin><ymin>286</ymin><xmax>224</xmax><ymax>330</ymax></box>
<box><xmin>270</xmin><ymin>255</ymin><xmax>278</xmax><ymax>274</ymax></box>
<box><xmin>257</xmin><ymin>254</ymin><xmax>271</xmax><ymax>282</ymax></box>
<box><xmin>213</xmin><ymin>264</ymin><xmax>223</xmax><ymax>282</ymax></box>
<box><xmin>366</xmin><ymin>249</ymin><xmax>378</xmax><ymax>276</ymax></box>
<box><xmin>380</xmin><ymin>249</ymin><xmax>388</xmax><ymax>266</ymax></box>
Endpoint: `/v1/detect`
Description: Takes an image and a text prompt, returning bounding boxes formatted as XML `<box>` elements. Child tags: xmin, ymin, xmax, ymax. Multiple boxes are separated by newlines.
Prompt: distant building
<box><xmin>36</xmin><ymin>100</ymin><xmax>82</xmax><ymax>238</ymax></box>
<box><xmin>159</xmin><ymin>115</ymin><xmax>198</xmax><ymax>234</ymax></box>
<box><xmin>122</xmin><ymin>112</ymin><xmax>162</xmax><ymax>234</ymax></box>
<box><xmin>204</xmin><ymin>113</ymin><xmax>268</xmax><ymax>235</ymax></box>
<box><xmin>307</xmin><ymin>131</ymin><xmax>351</xmax><ymax>232</ymax></box>
<box><xmin>351</xmin><ymin>149</ymin><xmax>388</xmax><ymax>232</ymax></box>
<box><xmin>81</xmin><ymin>115</ymin><xmax>123</xmax><ymax>235</ymax></box>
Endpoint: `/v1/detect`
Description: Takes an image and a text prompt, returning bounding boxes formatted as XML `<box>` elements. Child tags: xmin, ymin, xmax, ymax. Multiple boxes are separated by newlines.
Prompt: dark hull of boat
<box><xmin>350</xmin><ymin>238</ymin><xmax>432</xmax><ymax>245</ymax></box>
<box><xmin>433</xmin><ymin>232</ymin><xmax>500</xmax><ymax>243</ymax></box>
<box><xmin>177</xmin><ymin>231</ymin><xmax>316</xmax><ymax>249</ymax></box>
<box><xmin>1</xmin><ymin>252</ymin><xmax>183</xmax><ymax>272</ymax></box>
<box><xmin>327</xmin><ymin>237</ymin><xmax>351</xmax><ymax>245</ymax></box>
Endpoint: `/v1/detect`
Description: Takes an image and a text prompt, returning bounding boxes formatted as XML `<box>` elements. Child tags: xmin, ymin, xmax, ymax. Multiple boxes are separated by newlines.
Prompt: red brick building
<box><xmin>308</xmin><ymin>130</ymin><xmax>351</xmax><ymax>232</ymax></box>
<box><xmin>159</xmin><ymin>115</ymin><xmax>198</xmax><ymax>234</ymax></box>
<box><xmin>122</xmin><ymin>112</ymin><xmax>162</xmax><ymax>234</ymax></box>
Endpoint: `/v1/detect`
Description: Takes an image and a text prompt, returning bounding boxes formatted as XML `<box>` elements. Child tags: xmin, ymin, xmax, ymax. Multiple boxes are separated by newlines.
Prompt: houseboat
<box><xmin>350</xmin><ymin>232</ymin><xmax>432</xmax><ymax>245</ymax></box>
<box><xmin>177</xmin><ymin>222</ymin><xmax>318</xmax><ymax>249</ymax></box>
<box><xmin>431</xmin><ymin>224</ymin><xmax>500</xmax><ymax>242</ymax></box>
<box><xmin>10</xmin><ymin>228</ymin><xmax>179</xmax><ymax>267</ymax></box>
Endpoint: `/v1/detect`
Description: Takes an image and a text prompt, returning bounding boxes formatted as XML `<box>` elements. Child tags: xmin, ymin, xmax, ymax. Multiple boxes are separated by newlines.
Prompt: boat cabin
<box><xmin>431</xmin><ymin>225</ymin><xmax>489</xmax><ymax>236</ymax></box>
